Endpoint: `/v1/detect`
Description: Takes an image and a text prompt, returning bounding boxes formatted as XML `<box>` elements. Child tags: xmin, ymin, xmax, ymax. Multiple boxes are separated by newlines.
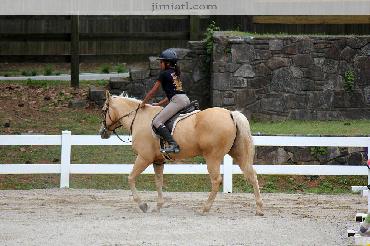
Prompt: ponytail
<box><xmin>165</xmin><ymin>60</ymin><xmax>181</xmax><ymax>76</ymax></box>
<box><xmin>174</xmin><ymin>63</ymin><xmax>181</xmax><ymax>76</ymax></box>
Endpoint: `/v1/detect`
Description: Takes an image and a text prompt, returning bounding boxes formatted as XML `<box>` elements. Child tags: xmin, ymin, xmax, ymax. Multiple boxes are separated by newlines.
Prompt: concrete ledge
<box><xmin>0</xmin><ymin>72</ymin><xmax>129</xmax><ymax>81</ymax></box>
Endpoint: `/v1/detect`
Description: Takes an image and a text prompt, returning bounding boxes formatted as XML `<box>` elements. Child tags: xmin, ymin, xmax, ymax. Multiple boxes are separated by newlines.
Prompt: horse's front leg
<box><xmin>152</xmin><ymin>161</ymin><xmax>165</xmax><ymax>212</ymax></box>
<box><xmin>128</xmin><ymin>155</ymin><xmax>151</xmax><ymax>213</ymax></box>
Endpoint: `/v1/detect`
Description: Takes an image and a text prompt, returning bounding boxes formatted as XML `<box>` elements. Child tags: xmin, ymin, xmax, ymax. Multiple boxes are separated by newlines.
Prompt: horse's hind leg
<box><xmin>202</xmin><ymin>157</ymin><xmax>222</xmax><ymax>214</ymax></box>
<box><xmin>152</xmin><ymin>161</ymin><xmax>165</xmax><ymax>212</ymax></box>
<box><xmin>234</xmin><ymin>155</ymin><xmax>263</xmax><ymax>216</ymax></box>
<box><xmin>128</xmin><ymin>155</ymin><xmax>151</xmax><ymax>213</ymax></box>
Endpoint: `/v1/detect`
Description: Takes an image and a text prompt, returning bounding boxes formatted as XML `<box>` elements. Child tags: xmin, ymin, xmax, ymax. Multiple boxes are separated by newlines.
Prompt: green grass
<box><xmin>2</xmin><ymin>108</ymin><xmax>103</xmax><ymax>134</ymax></box>
<box><xmin>251</xmin><ymin>120</ymin><xmax>370</xmax><ymax>136</ymax></box>
<box><xmin>223</xmin><ymin>31</ymin><xmax>330</xmax><ymax>37</ymax></box>
<box><xmin>0</xmin><ymin>172</ymin><xmax>365</xmax><ymax>193</ymax></box>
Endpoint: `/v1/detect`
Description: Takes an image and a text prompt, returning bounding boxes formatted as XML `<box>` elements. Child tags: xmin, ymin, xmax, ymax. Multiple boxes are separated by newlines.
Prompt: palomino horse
<box><xmin>99</xmin><ymin>91</ymin><xmax>263</xmax><ymax>215</ymax></box>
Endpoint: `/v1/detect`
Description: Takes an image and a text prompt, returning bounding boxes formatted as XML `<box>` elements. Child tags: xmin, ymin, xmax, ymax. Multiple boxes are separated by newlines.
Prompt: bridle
<box><xmin>101</xmin><ymin>101</ymin><xmax>140</xmax><ymax>141</ymax></box>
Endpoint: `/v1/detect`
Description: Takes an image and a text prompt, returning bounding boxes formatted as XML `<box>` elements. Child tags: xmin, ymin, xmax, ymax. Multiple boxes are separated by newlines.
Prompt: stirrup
<box><xmin>160</xmin><ymin>144</ymin><xmax>180</xmax><ymax>154</ymax></box>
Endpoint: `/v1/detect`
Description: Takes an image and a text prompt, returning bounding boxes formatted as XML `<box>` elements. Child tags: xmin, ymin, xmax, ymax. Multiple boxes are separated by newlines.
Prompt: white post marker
<box><xmin>60</xmin><ymin>131</ymin><xmax>72</xmax><ymax>188</ymax></box>
<box><xmin>223</xmin><ymin>154</ymin><xmax>233</xmax><ymax>193</ymax></box>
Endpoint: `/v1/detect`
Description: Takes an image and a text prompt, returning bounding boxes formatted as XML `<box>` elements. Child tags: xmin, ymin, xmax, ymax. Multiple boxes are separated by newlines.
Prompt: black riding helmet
<box><xmin>158</xmin><ymin>49</ymin><xmax>178</xmax><ymax>63</ymax></box>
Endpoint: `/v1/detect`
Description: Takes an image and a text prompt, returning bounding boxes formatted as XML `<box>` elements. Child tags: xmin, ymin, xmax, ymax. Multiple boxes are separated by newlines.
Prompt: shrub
<box><xmin>44</xmin><ymin>65</ymin><xmax>53</xmax><ymax>76</ymax></box>
<box><xmin>116</xmin><ymin>64</ymin><xmax>127</xmax><ymax>73</ymax></box>
<box><xmin>204</xmin><ymin>21</ymin><xmax>220</xmax><ymax>63</ymax></box>
<box><xmin>101</xmin><ymin>64</ymin><xmax>110</xmax><ymax>74</ymax></box>
<box><xmin>344</xmin><ymin>70</ymin><xmax>355</xmax><ymax>93</ymax></box>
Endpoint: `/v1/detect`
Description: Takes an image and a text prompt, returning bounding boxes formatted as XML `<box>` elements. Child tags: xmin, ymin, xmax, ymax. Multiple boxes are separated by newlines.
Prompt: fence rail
<box><xmin>1</xmin><ymin>131</ymin><xmax>370</xmax><ymax>191</ymax></box>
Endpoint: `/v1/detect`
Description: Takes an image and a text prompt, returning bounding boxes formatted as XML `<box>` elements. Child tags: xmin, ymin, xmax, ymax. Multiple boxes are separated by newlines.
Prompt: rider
<box><xmin>140</xmin><ymin>48</ymin><xmax>190</xmax><ymax>153</ymax></box>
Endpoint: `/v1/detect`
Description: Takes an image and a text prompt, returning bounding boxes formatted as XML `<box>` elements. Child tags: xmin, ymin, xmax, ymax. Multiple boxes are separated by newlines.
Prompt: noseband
<box><xmin>102</xmin><ymin>101</ymin><xmax>140</xmax><ymax>138</ymax></box>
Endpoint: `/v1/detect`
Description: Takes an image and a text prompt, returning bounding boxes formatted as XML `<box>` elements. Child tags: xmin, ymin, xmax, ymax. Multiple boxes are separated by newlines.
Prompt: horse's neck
<box><xmin>114</xmin><ymin>97</ymin><xmax>159</xmax><ymax>130</ymax></box>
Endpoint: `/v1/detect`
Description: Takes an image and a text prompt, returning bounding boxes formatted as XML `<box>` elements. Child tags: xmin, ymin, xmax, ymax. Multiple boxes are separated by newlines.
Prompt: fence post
<box><xmin>189</xmin><ymin>15</ymin><xmax>201</xmax><ymax>41</ymax></box>
<box><xmin>71</xmin><ymin>15</ymin><xmax>80</xmax><ymax>88</ymax></box>
<box><xmin>223</xmin><ymin>155</ymin><xmax>233</xmax><ymax>193</ymax></box>
<box><xmin>60</xmin><ymin>131</ymin><xmax>72</xmax><ymax>188</ymax></box>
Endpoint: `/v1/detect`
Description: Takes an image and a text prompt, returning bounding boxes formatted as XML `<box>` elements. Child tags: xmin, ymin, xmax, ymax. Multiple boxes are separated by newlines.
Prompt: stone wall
<box><xmin>212</xmin><ymin>32</ymin><xmax>370</xmax><ymax>120</ymax></box>
<box><xmin>255</xmin><ymin>145</ymin><xmax>367</xmax><ymax>166</ymax></box>
<box><xmin>90</xmin><ymin>34</ymin><xmax>370</xmax><ymax>166</ymax></box>
<box><xmin>108</xmin><ymin>41</ymin><xmax>211</xmax><ymax>109</ymax></box>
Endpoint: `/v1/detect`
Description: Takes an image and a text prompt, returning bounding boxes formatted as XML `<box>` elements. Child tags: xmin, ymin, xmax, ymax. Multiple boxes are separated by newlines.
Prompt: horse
<box><xmin>99</xmin><ymin>91</ymin><xmax>263</xmax><ymax>215</ymax></box>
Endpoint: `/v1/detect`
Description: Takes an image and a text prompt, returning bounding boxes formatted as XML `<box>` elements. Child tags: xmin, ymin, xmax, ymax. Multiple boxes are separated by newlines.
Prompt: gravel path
<box><xmin>0</xmin><ymin>189</ymin><xmax>364</xmax><ymax>245</ymax></box>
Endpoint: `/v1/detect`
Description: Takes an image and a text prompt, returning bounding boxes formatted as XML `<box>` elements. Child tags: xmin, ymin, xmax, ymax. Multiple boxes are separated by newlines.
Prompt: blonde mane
<box><xmin>112</xmin><ymin>93</ymin><xmax>142</xmax><ymax>105</ymax></box>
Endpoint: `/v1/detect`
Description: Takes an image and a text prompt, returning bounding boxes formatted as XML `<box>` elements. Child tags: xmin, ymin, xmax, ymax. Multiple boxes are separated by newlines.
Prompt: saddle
<box><xmin>152</xmin><ymin>100</ymin><xmax>199</xmax><ymax>160</ymax></box>
<box><xmin>152</xmin><ymin>100</ymin><xmax>200</xmax><ymax>136</ymax></box>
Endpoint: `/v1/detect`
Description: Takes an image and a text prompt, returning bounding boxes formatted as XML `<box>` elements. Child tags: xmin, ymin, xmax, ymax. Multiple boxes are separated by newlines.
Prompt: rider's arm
<box><xmin>141</xmin><ymin>80</ymin><xmax>161</xmax><ymax>107</ymax></box>
<box><xmin>154</xmin><ymin>97</ymin><xmax>169</xmax><ymax>106</ymax></box>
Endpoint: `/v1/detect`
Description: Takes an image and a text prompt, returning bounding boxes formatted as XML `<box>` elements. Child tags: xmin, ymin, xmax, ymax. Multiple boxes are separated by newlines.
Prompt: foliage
<box><xmin>116</xmin><ymin>64</ymin><xmax>128</xmax><ymax>73</ymax></box>
<box><xmin>30</xmin><ymin>69</ymin><xmax>37</xmax><ymax>76</ymax></box>
<box><xmin>344</xmin><ymin>70</ymin><xmax>355</xmax><ymax>93</ymax></box>
<box><xmin>43</xmin><ymin>65</ymin><xmax>53</xmax><ymax>76</ymax></box>
<box><xmin>310</xmin><ymin>146</ymin><xmax>329</xmax><ymax>160</ymax></box>
<box><xmin>365</xmin><ymin>214</ymin><xmax>370</xmax><ymax>223</ymax></box>
<box><xmin>204</xmin><ymin>21</ymin><xmax>220</xmax><ymax>65</ymax></box>
<box><xmin>100</xmin><ymin>64</ymin><xmax>111</xmax><ymax>74</ymax></box>
<box><xmin>21</xmin><ymin>70</ymin><xmax>30</xmax><ymax>76</ymax></box>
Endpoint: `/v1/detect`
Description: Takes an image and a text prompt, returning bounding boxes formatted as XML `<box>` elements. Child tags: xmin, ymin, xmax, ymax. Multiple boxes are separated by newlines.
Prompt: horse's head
<box><xmin>99</xmin><ymin>91</ymin><xmax>141</xmax><ymax>139</ymax></box>
<box><xmin>99</xmin><ymin>91</ymin><xmax>120</xmax><ymax>139</ymax></box>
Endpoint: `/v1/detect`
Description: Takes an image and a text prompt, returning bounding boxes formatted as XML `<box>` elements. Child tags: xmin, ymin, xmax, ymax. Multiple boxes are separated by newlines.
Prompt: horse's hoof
<box><xmin>256</xmin><ymin>210</ymin><xmax>264</xmax><ymax>216</ymax></box>
<box><xmin>196</xmin><ymin>210</ymin><xmax>206</xmax><ymax>216</ymax></box>
<box><xmin>151</xmin><ymin>207</ymin><xmax>160</xmax><ymax>213</ymax></box>
<box><xmin>139</xmin><ymin>203</ymin><xmax>148</xmax><ymax>213</ymax></box>
<box><xmin>196</xmin><ymin>208</ymin><xmax>209</xmax><ymax>216</ymax></box>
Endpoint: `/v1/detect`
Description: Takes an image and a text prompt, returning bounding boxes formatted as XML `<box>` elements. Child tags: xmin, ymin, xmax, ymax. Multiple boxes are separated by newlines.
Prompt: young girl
<box><xmin>140</xmin><ymin>49</ymin><xmax>190</xmax><ymax>153</ymax></box>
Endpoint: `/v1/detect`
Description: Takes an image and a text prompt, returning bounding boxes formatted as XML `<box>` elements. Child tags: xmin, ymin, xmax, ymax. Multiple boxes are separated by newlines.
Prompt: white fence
<box><xmin>1</xmin><ymin>131</ymin><xmax>370</xmax><ymax>203</ymax></box>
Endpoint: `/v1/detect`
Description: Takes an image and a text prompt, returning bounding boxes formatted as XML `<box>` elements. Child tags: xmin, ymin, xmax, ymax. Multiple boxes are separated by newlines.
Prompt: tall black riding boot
<box><xmin>156</xmin><ymin>125</ymin><xmax>180</xmax><ymax>153</ymax></box>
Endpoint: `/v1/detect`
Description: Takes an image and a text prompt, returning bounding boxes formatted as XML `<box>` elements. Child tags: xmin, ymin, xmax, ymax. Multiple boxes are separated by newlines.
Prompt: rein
<box><xmin>102</xmin><ymin>102</ymin><xmax>141</xmax><ymax>141</ymax></box>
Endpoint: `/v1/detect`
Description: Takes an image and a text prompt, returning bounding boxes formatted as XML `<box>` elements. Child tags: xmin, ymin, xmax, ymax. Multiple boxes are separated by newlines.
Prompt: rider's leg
<box><xmin>155</xmin><ymin>124</ymin><xmax>180</xmax><ymax>153</ymax></box>
<box><xmin>152</xmin><ymin>94</ymin><xmax>190</xmax><ymax>153</ymax></box>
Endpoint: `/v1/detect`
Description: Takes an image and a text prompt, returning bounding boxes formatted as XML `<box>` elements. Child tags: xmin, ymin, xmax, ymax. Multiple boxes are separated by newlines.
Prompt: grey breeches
<box><xmin>152</xmin><ymin>94</ymin><xmax>190</xmax><ymax>128</ymax></box>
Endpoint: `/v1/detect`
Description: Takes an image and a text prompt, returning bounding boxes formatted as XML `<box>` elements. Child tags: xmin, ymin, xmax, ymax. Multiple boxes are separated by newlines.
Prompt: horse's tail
<box><xmin>229</xmin><ymin>111</ymin><xmax>255</xmax><ymax>169</ymax></box>
<box><xmin>229</xmin><ymin>111</ymin><xmax>263</xmax><ymax>216</ymax></box>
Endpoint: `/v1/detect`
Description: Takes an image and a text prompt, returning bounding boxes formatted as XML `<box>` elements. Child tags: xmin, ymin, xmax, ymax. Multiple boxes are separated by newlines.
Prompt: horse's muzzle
<box><xmin>99</xmin><ymin>126</ymin><xmax>111</xmax><ymax>139</ymax></box>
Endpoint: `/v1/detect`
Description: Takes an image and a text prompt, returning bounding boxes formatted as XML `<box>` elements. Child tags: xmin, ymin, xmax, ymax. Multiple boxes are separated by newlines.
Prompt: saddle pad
<box><xmin>170</xmin><ymin>110</ymin><xmax>200</xmax><ymax>135</ymax></box>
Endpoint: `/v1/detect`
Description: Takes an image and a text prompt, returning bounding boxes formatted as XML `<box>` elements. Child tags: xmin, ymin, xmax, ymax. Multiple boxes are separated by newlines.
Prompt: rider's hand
<box><xmin>140</xmin><ymin>102</ymin><xmax>146</xmax><ymax>108</ymax></box>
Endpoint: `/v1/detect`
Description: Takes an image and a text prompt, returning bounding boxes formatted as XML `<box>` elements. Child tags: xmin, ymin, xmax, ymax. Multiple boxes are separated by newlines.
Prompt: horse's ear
<box><xmin>105</xmin><ymin>90</ymin><xmax>111</xmax><ymax>101</ymax></box>
<box><xmin>121</xmin><ymin>91</ymin><xmax>128</xmax><ymax>97</ymax></box>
